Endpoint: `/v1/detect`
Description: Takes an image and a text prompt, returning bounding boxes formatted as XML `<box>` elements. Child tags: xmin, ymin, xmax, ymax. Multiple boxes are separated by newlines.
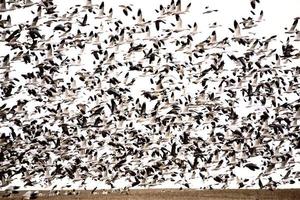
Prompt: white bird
<box><xmin>0</xmin><ymin>0</ymin><xmax>8</xmax><ymax>12</ymax></box>
<box><xmin>23</xmin><ymin>0</ymin><xmax>37</xmax><ymax>8</ymax></box>
<box><xmin>173</xmin><ymin>14</ymin><xmax>187</xmax><ymax>32</ymax></box>
<box><xmin>294</xmin><ymin>30</ymin><xmax>300</xmax><ymax>41</ymax></box>
<box><xmin>233</xmin><ymin>20</ymin><xmax>241</xmax><ymax>38</ymax></box>
<box><xmin>285</xmin><ymin>18</ymin><xmax>298</xmax><ymax>34</ymax></box>
<box><xmin>210</xmin><ymin>31</ymin><xmax>217</xmax><ymax>44</ymax></box>
<box><xmin>96</xmin><ymin>2</ymin><xmax>105</xmax><ymax>19</ymax></box>
<box><xmin>22</xmin><ymin>191</ymin><xmax>39</xmax><ymax>200</ymax></box>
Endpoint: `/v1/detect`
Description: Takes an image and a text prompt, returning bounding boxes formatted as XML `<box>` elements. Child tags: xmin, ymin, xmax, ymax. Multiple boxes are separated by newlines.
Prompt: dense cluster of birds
<box><xmin>1</xmin><ymin>0</ymin><xmax>300</xmax><ymax>197</ymax></box>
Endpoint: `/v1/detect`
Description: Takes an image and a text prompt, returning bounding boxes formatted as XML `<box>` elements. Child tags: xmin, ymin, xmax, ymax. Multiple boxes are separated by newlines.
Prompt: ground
<box><xmin>1</xmin><ymin>189</ymin><xmax>300</xmax><ymax>200</ymax></box>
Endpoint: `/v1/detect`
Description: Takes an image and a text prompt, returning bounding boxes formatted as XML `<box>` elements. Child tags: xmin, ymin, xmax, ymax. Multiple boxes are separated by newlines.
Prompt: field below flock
<box><xmin>1</xmin><ymin>189</ymin><xmax>300</xmax><ymax>200</ymax></box>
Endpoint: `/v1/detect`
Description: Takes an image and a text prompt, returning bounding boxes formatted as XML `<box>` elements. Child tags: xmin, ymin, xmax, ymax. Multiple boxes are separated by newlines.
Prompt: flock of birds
<box><xmin>0</xmin><ymin>0</ymin><xmax>300</xmax><ymax>198</ymax></box>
